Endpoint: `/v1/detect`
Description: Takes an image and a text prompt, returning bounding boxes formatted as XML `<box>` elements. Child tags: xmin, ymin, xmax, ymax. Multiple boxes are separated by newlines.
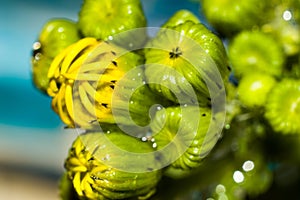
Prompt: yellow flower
<box><xmin>47</xmin><ymin>38</ymin><xmax>145</xmax><ymax>128</ymax></box>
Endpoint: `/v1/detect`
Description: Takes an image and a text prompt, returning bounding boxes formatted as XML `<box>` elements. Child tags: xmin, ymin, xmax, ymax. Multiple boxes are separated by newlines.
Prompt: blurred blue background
<box><xmin>0</xmin><ymin>0</ymin><xmax>201</xmax><ymax>199</ymax></box>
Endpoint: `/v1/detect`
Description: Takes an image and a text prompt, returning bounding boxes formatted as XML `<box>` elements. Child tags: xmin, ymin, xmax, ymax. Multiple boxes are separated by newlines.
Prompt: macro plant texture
<box><xmin>30</xmin><ymin>0</ymin><xmax>300</xmax><ymax>199</ymax></box>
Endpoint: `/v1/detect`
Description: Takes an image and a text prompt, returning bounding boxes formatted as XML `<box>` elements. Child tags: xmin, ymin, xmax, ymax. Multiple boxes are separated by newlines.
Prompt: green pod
<box><xmin>31</xmin><ymin>18</ymin><xmax>81</xmax><ymax>93</ymax></box>
<box><xmin>78</xmin><ymin>0</ymin><xmax>148</xmax><ymax>50</ymax></box>
<box><xmin>161</xmin><ymin>9</ymin><xmax>200</xmax><ymax>28</ymax></box>
<box><xmin>200</xmin><ymin>0</ymin><xmax>268</xmax><ymax>36</ymax></box>
<box><xmin>150</xmin><ymin>106</ymin><xmax>221</xmax><ymax>175</ymax></box>
<box><xmin>64</xmin><ymin>131</ymin><xmax>162</xmax><ymax>200</ymax></box>
<box><xmin>144</xmin><ymin>21</ymin><xmax>230</xmax><ymax>106</ymax></box>
<box><xmin>265</xmin><ymin>78</ymin><xmax>300</xmax><ymax>134</ymax></box>
<box><xmin>37</xmin><ymin>19</ymin><xmax>81</xmax><ymax>58</ymax></box>
<box><xmin>237</xmin><ymin>73</ymin><xmax>277</xmax><ymax>109</ymax></box>
<box><xmin>229</xmin><ymin>31</ymin><xmax>285</xmax><ymax>78</ymax></box>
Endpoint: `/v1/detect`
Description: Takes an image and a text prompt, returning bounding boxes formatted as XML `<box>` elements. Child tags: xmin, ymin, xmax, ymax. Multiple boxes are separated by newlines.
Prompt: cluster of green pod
<box><xmin>226</xmin><ymin>29</ymin><xmax>300</xmax><ymax>135</ymax></box>
<box><xmin>197</xmin><ymin>0</ymin><xmax>300</xmax><ymax>199</ymax></box>
<box><xmin>31</xmin><ymin>1</ymin><xmax>232</xmax><ymax>199</ymax></box>
<box><xmin>30</xmin><ymin>0</ymin><xmax>300</xmax><ymax>198</ymax></box>
<box><xmin>201</xmin><ymin>0</ymin><xmax>300</xmax><ymax>135</ymax></box>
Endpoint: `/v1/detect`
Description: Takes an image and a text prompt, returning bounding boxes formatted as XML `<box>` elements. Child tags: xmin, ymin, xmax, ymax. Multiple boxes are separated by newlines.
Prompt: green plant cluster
<box><xmin>30</xmin><ymin>0</ymin><xmax>300</xmax><ymax>199</ymax></box>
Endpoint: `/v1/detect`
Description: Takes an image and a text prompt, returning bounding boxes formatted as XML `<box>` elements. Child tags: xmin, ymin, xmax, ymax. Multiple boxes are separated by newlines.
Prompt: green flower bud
<box><xmin>201</xmin><ymin>0</ymin><xmax>268</xmax><ymax>36</ymax></box>
<box><xmin>65</xmin><ymin>132</ymin><xmax>162</xmax><ymax>200</ymax></box>
<box><xmin>144</xmin><ymin>21</ymin><xmax>230</xmax><ymax>106</ymax></box>
<box><xmin>229</xmin><ymin>31</ymin><xmax>285</xmax><ymax>78</ymax></box>
<box><xmin>237</xmin><ymin>73</ymin><xmax>277</xmax><ymax>108</ymax></box>
<box><xmin>78</xmin><ymin>0</ymin><xmax>147</xmax><ymax>49</ymax></box>
<box><xmin>265</xmin><ymin>78</ymin><xmax>300</xmax><ymax>134</ymax></box>
<box><xmin>31</xmin><ymin>18</ymin><xmax>80</xmax><ymax>93</ymax></box>
<box><xmin>150</xmin><ymin>106</ymin><xmax>222</xmax><ymax>176</ymax></box>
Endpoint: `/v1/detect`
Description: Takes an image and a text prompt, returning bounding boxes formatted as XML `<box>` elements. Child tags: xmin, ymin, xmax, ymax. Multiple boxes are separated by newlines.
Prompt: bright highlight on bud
<box><xmin>233</xmin><ymin>170</ymin><xmax>244</xmax><ymax>183</ymax></box>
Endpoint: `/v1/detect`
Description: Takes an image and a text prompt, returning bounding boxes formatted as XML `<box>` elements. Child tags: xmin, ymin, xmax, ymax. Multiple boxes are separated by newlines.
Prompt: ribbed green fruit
<box><xmin>144</xmin><ymin>21</ymin><xmax>230</xmax><ymax>106</ymax></box>
<box><xmin>64</xmin><ymin>131</ymin><xmax>162</xmax><ymax>200</ymax></box>
<box><xmin>229</xmin><ymin>31</ymin><xmax>285</xmax><ymax>78</ymax></box>
<box><xmin>78</xmin><ymin>0</ymin><xmax>147</xmax><ymax>49</ymax></box>
<box><xmin>265</xmin><ymin>79</ymin><xmax>300</xmax><ymax>134</ymax></box>
<box><xmin>37</xmin><ymin>19</ymin><xmax>81</xmax><ymax>58</ymax></box>
<box><xmin>150</xmin><ymin>106</ymin><xmax>222</xmax><ymax>174</ymax></box>
<box><xmin>237</xmin><ymin>73</ymin><xmax>277</xmax><ymax>108</ymax></box>
<box><xmin>201</xmin><ymin>0</ymin><xmax>268</xmax><ymax>36</ymax></box>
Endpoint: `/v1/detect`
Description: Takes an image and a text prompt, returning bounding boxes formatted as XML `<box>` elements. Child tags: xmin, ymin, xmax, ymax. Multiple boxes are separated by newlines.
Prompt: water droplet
<box><xmin>141</xmin><ymin>137</ymin><xmax>147</xmax><ymax>142</ymax></box>
<box><xmin>58</xmin><ymin>27</ymin><xmax>64</xmax><ymax>33</ymax></box>
<box><xmin>152</xmin><ymin>143</ymin><xmax>157</xmax><ymax>148</ymax></box>
<box><xmin>34</xmin><ymin>52</ymin><xmax>42</xmax><ymax>60</ymax></box>
<box><xmin>102</xmin><ymin>154</ymin><xmax>110</xmax><ymax>161</ymax></box>
<box><xmin>242</xmin><ymin>160</ymin><xmax>255</xmax><ymax>172</ymax></box>
<box><xmin>233</xmin><ymin>171</ymin><xmax>244</xmax><ymax>183</ymax></box>
<box><xmin>225</xmin><ymin>124</ymin><xmax>230</xmax><ymax>129</ymax></box>
<box><xmin>283</xmin><ymin>10</ymin><xmax>292</xmax><ymax>21</ymax></box>
<box><xmin>32</xmin><ymin>42</ymin><xmax>41</xmax><ymax>50</ymax></box>
<box><xmin>216</xmin><ymin>184</ymin><xmax>226</xmax><ymax>194</ymax></box>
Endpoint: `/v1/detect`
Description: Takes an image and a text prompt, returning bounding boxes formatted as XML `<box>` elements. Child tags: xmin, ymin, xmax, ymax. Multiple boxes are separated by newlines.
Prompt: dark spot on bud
<box><xmin>111</xmin><ymin>51</ymin><xmax>116</xmax><ymax>56</ymax></box>
<box><xmin>112</xmin><ymin>60</ymin><xmax>117</xmax><ymax>66</ymax></box>
<box><xmin>202</xmin><ymin>113</ymin><xmax>206</xmax><ymax>117</ymax></box>
<box><xmin>88</xmin><ymin>157</ymin><xmax>95</xmax><ymax>161</ymax></box>
<box><xmin>155</xmin><ymin>153</ymin><xmax>163</xmax><ymax>161</ymax></box>
<box><xmin>102</xmin><ymin>103</ymin><xmax>108</xmax><ymax>108</ymax></box>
